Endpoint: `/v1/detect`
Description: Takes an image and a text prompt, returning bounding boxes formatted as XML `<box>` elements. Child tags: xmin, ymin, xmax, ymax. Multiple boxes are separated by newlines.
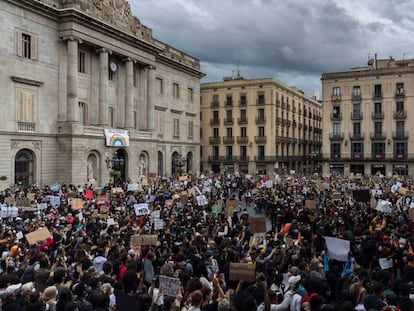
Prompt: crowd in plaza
<box><xmin>0</xmin><ymin>172</ymin><xmax>413</xmax><ymax>311</ymax></box>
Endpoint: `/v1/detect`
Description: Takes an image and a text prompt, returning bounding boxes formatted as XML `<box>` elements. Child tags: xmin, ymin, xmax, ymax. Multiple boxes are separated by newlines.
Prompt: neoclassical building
<box><xmin>0</xmin><ymin>0</ymin><xmax>204</xmax><ymax>188</ymax></box>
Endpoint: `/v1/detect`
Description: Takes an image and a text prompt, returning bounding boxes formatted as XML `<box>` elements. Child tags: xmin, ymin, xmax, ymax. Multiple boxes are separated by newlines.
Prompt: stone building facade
<box><xmin>200</xmin><ymin>76</ymin><xmax>322</xmax><ymax>176</ymax></box>
<box><xmin>321</xmin><ymin>57</ymin><xmax>414</xmax><ymax>176</ymax></box>
<box><xmin>0</xmin><ymin>0</ymin><xmax>204</xmax><ymax>188</ymax></box>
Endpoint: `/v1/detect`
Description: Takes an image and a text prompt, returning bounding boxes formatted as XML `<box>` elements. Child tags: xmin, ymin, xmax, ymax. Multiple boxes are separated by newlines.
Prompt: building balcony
<box><xmin>351</xmin><ymin>112</ymin><xmax>363</xmax><ymax>120</ymax></box>
<box><xmin>237</xmin><ymin>117</ymin><xmax>248</xmax><ymax>124</ymax></box>
<box><xmin>254</xmin><ymin>156</ymin><xmax>278</xmax><ymax>162</ymax></box>
<box><xmin>239</xmin><ymin>99</ymin><xmax>247</xmax><ymax>106</ymax></box>
<box><xmin>331</xmin><ymin>153</ymin><xmax>341</xmax><ymax>159</ymax></box>
<box><xmin>209</xmin><ymin>137</ymin><xmax>221</xmax><ymax>144</ymax></box>
<box><xmin>210</xmin><ymin>101</ymin><xmax>220</xmax><ymax>108</ymax></box>
<box><xmin>276</xmin><ymin>136</ymin><xmax>289</xmax><ymax>143</ymax></box>
<box><xmin>17</xmin><ymin>121</ymin><xmax>36</xmax><ymax>132</ymax></box>
<box><xmin>210</xmin><ymin>118</ymin><xmax>220</xmax><ymax>126</ymax></box>
<box><xmin>276</xmin><ymin>117</ymin><xmax>282</xmax><ymax>125</ymax></box>
<box><xmin>371</xmin><ymin>112</ymin><xmax>384</xmax><ymax>119</ymax></box>
<box><xmin>351</xmin><ymin>153</ymin><xmax>364</xmax><ymax>160</ymax></box>
<box><xmin>349</xmin><ymin>133</ymin><xmax>364</xmax><ymax>140</ymax></box>
<box><xmin>223</xmin><ymin>118</ymin><xmax>234</xmax><ymax>125</ymax></box>
<box><xmin>276</xmin><ymin>100</ymin><xmax>281</xmax><ymax>107</ymax></box>
<box><xmin>208</xmin><ymin>156</ymin><xmax>221</xmax><ymax>162</ymax></box>
<box><xmin>351</xmin><ymin>94</ymin><xmax>361</xmax><ymax>101</ymax></box>
<box><xmin>373</xmin><ymin>154</ymin><xmax>385</xmax><ymax>160</ymax></box>
<box><xmin>256</xmin><ymin>99</ymin><xmax>265</xmax><ymax>105</ymax></box>
<box><xmin>329</xmin><ymin>132</ymin><xmax>344</xmax><ymax>140</ymax></box>
<box><xmin>392</xmin><ymin>131</ymin><xmax>408</xmax><ymax>140</ymax></box>
<box><xmin>370</xmin><ymin>132</ymin><xmax>386</xmax><ymax>140</ymax></box>
<box><xmin>292</xmin><ymin>107</ymin><xmax>296</xmax><ymax>113</ymax></box>
<box><xmin>395</xmin><ymin>90</ymin><xmax>405</xmax><ymax>98</ymax></box>
<box><xmin>281</xmin><ymin>102</ymin><xmax>286</xmax><ymax>109</ymax></box>
<box><xmin>286</xmin><ymin>104</ymin><xmax>291</xmax><ymax>111</ymax></box>
<box><xmin>393</xmin><ymin>110</ymin><xmax>407</xmax><ymax>119</ymax></box>
<box><xmin>233</xmin><ymin>156</ymin><xmax>250</xmax><ymax>162</ymax></box>
<box><xmin>373</xmin><ymin>92</ymin><xmax>383</xmax><ymax>100</ymax></box>
<box><xmin>330</xmin><ymin>113</ymin><xmax>342</xmax><ymax>121</ymax></box>
<box><xmin>292</xmin><ymin>120</ymin><xmax>297</xmax><ymax>128</ymax></box>
<box><xmin>223</xmin><ymin>136</ymin><xmax>235</xmax><ymax>144</ymax></box>
<box><xmin>303</xmin><ymin>124</ymin><xmax>308</xmax><ymax>131</ymax></box>
<box><xmin>255</xmin><ymin>116</ymin><xmax>266</xmax><ymax>124</ymax></box>
<box><xmin>237</xmin><ymin>136</ymin><xmax>249</xmax><ymax>144</ymax></box>
<box><xmin>331</xmin><ymin>95</ymin><xmax>341</xmax><ymax>102</ymax></box>
<box><xmin>225</xmin><ymin>100</ymin><xmax>233</xmax><ymax>107</ymax></box>
<box><xmin>254</xmin><ymin>136</ymin><xmax>267</xmax><ymax>144</ymax></box>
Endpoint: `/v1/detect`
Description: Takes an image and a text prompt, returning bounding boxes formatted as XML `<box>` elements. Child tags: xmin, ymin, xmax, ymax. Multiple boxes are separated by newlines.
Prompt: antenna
<box><xmin>403</xmin><ymin>52</ymin><xmax>408</xmax><ymax>60</ymax></box>
<box><xmin>237</xmin><ymin>60</ymin><xmax>241</xmax><ymax>77</ymax></box>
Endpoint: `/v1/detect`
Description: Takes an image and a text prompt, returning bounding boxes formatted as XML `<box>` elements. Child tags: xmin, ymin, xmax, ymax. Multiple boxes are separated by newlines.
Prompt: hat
<box><xmin>288</xmin><ymin>275</ymin><xmax>301</xmax><ymax>285</ymax></box>
<box><xmin>127</xmin><ymin>249</ymin><xmax>135</xmax><ymax>257</ymax></box>
<box><xmin>6</xmin><ymin>283</ymin><xmax>22</xmax><ymax>296</ymax></box>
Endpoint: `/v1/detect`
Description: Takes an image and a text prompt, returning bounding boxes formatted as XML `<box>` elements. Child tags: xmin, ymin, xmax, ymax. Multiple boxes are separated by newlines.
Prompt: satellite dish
<box><xmin>367</xmin><ymin>58</ymin><xmax>375</xmax><ymax>66</ymax></box>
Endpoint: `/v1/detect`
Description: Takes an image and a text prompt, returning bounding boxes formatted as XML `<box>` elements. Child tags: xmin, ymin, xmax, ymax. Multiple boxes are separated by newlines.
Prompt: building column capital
<box><xmin>61</xmin><ymin>36</ymin><xmax>82</xmax><ymax>44</ymax></box>
<box><xmin>96</xmin><ymin>47</ymin><xmax>112</xmax><ymax>55</ymax></box>
<box><xmin>122</xmin><ymin>57</ymin><xmax>136</xmax><ymax>63</ymax></box>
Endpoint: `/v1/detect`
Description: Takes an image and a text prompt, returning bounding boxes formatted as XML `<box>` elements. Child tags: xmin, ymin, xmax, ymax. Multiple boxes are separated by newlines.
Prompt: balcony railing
<box><xmin>223</xmin><ymin>118</ymin><xmax>234</xmax><ymax>125</ymax></box>
<box><xmin>351</xmin><ymin>112</ymin><xmax>363</xmax><ymax>120</ymax></box>
<box><xmin>225</xmin><ymin>100</ymin><xmax>233</xmax><ymax>106</ymax></box>
<box><xmin>395</xmin><ymin>90</ymin><xmax>405</xmax><ymax>98</ymax></box>
<box><xmin>209</xmin><ymin>137</ymin><xmax>221</xmax><ymax>144</ymax></box>
<box><xmin>233</xmin><ymin>156</ymin><xmax>250</xmax><ymax>162</ymax></box>
<box><xmin>351</xmin><ymin>94</ymin><xmax>361</xmax><ymax>101</ymax></box>
<box><xmin>392</xmin><ymin>131</ymin><xmax>408</xmax><ymax>140</ymax></box>
<box><xmin>373</xmin><ymin>92</ymin><xmax>383</xmax><ymax>99</ymax></box>
<box><xmin>276</xmin><ymin>100</ymin><xmax>281</xmax><ymax>107</ymax></box>
<box><xmin>223</xmin><ymin>136</ymin><xmax>234</xmax><ymax>144</ymax></box>
<box><xmin>371</xmin><ymin>112</ymin><xmax>384</xmax><ymax>119</ymax></box>
<box><xmin>254</xmin><ymin>136</ymin><xmax>267</xmax><ymax>143</ymax></box>
<box><xmin>331</xmin><ymin>95</ymin><xmax>341</xmax><ymax>102</ymax></box>
<box><xmin>370</xmin><ymin>132</ymin><xmax>386</xmax><ymax>140</ymax></box>
<box><xmin>329</xmin><ymin>132</ymin><xmax>344</xmax><ymax>140</ymax></box>
<box><xmin>373</xmin><ymin>154</ymin><xmax>385</xmax><ymax>160</ymax></box>
<box><xmin>330</xmin><ymin>113</ymin><xmax>342</xmax><ymax>121</ymax></box>
<box><xmin>351</xmin><ymin>153</ymin><xmax>363</xmax><ymax>159</ymax></box>
<box><xmin>210</xmin><ymin>101</ymin><xmax>220</xmax><ymax>108</ymax></box>
<box><xmin>208</xmin><ymin>156</ymin><xmax>221</xmax><ymax>162</ymax></box>
<box><xmin>393</xmin><ymin>110</ymin><xmax>407</xmax><ymax>119</ymax></box>
<box><xmin>395</xmin><ymin>153</ymin><xmax>407</xmax><ymax>160</ymax></box>
<box><xmin>237</xmin><ymin>136</ymin><xmax>249</xmax><ymax>144</ymax></box>
<box><xmin>349</xmin><ymin>133</ymin><xmax>364</xmax><ymax>140</ymax></box>
<box><xmin>239</xmin><ymin>99</ymin><xmax>247</xmax><ymax>106</ymax></box>
<box><xmin>210</xmin><ymin>118</ymin><xmax>220</xmax><ymax>126</ymax></box>
<box><xmin>255</xmin><ymin>116</ymin><xmax>266</xmax><ymax>124</ymax></box>
<box><xmin>256</xmin><ymin>99</ymin><xmax>265</xmax><ymax>105</ymax></box>
<box><xmin>254</xmin><ymin>156</ymin><xmax>278</xmax><ymax>162</ymax></box>
<box><xmin>17</xmin><ymin>122</ymin><xmax>36</xmax><ymax>132</ymax></box>
<box><xmin>237</xmin><ymin>117</ymin><xmax>248</xmax><ymax>124</ymax></box>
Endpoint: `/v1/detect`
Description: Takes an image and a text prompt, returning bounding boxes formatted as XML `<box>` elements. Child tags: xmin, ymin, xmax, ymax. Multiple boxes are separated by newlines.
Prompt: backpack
<box><xmin>21</xmin><ymin>261</ymin><xmax>39</xmax><ymax>283</ymax></box>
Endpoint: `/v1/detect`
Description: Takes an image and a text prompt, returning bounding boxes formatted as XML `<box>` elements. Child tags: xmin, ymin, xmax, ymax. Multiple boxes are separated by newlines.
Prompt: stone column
<box><xmin>146</xmin><ymin>65</ymin><xmax>155</xmax><ymax>131</ymax></box>
<box><xmin>98</xmin><ymin>48</ymin><xmax>109</xmax><ymax>125</ymax></box>
<box><xmin>124</xmin><ymin>58</ymin><xmax>134</xmax><ymax>128</ymax></box>
<box><xmin>139</xmin><ymin>66</ymin><xmax>147</xmax><ymax>130</ymax></box>
<box><xmin>67</xmin><ymin>38</ymin><xmax>80</xmax><ymax>122</ymax></box>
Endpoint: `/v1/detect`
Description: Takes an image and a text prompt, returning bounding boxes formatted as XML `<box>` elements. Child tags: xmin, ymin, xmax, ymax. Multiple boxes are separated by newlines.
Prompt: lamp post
<box><xmin>105</xmin><ymin>152</ymin><xmax>124</xmax><ymax>184</ymax></box>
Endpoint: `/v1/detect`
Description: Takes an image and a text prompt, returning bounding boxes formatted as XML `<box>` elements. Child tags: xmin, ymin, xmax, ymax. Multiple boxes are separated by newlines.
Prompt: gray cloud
<box><xmin>130</xmin><ymin>0</ymin><xmax>414</xmax><ymax>97</ymax></box>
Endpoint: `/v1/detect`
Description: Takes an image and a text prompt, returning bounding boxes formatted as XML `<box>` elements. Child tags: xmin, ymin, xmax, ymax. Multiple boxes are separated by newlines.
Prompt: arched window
<box><xmin>15</xmin><ymin>149</ymin><xmax>35</xmax><ymax>187</ymax></box>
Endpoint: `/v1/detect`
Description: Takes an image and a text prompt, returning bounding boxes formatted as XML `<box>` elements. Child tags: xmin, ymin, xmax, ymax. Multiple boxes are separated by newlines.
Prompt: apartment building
<box><xmin>0</xmin><ymin>0</ymin><xmax>204</xmax><ymax>188</ymax></box>
<box><xmin>200</xmin><ymin>76</ymin><xmax>322</xmax><ymax>175</ymax></box>
<box><xmin>321</xmin><ymin>57</ymin><xmax>414</xmax><ymax>176</ymax></box>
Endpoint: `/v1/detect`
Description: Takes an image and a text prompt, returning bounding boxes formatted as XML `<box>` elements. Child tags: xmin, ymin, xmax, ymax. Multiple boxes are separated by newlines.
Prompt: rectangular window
<box><xmin>333</xmin><ymin>123</ymin><xmax>340</xmax><ymax>135</ymax></box>
<box><xmin>353</xmin><ymin>103</ymin><xmax>360</xmax><ymax>114</ymax></box>
<box><xmin>226</xmin><ymin>127</ymin><xmax>233</xmax><ymax>137</ymax></box>
<box><xmin>213</xmin><ymin>128</ymin><xmax>219</xmax><ymax>138</ymax></box>
<box><xmin>396</xmin><ymin>101</ymin><xmax>404</xmax><ymax>112</ymax></box>
<box><xmin>332</xmin><ymin>106</ymin><xmax>340</xmax><ymax>118</ymax></box>
<box><xmin>240</xmin><ymin>93</ymin><xmax>247</xmax><ymax>106</ymax></box>
<box><xmin>332</xmin><ymin>87</ymin><xmax>340</xmax><ymax>96</ymax></box>
<box><xmin>226</xmin><ymin>110</ymin><xmax>232</xmax><ymax>120</ymax></box>
<box><xmin>258</xmin><ymin>126</ymin><xmax>265</xmax><ymax>137</ymax></box>
<box><xmin>353</xmin><ymin>122</ymin><xmax>361</xmax><ymax>135</ymax></box>
<box><xmin>187</xmin><ymin>88</ymin><xmax>193</xmax><ymax>103</ymax></box>
<box><xmin>240</xmin><ymin>109</ymin><xmax>247</xmax><ymax>120</ymax></box>
<box><xmin>78</xmin><ymin>102</ymin><xmax>87</xmax><ymax>125</ymax></box>
<box><xmin>240</xmin><ymin>146</ymin><xmax>247</xmax><ymax>159</ymax></box>
<box><xmin>396</xmin><ymin>82</ymin><xmax>404</xmax><ymax>95</ymax></box>
<box><xmin>374</xmin><ymin>122</ymin><xmax>382</xmax><ymax>135</ymax></box>
<box><xmin>240</xmin><ymin>127</ymin><xmax>247</xmax><ymax>137</ymax></box>
<box><xmin>258</xmin><ymin>146</ymin><xmax>265</xmax><ymax>158</ymax></box>
<box><xmin>78</xmin><ymin>51</ymin><xmax>86</xmax><ymax>73</ymax></box>
<box><xmin>156</xmin><ymin>78</ymin><xmax>163</xmax><ymax>95</ymax></box>
<box><xmin>331</xmin><ymin>143</ymin><xmax>341</xmax><ymax>158</ymax></box>
<box><xmin>258</xmin><ymin>108</ymin><xmax>265</xmax><ymax>119</ymax></box>
<box><xmin>212</xmin><ymin>94</ymin><xmax>219</xmax><ymax>106</ymax></box>
<box><xmin>374</xmin><ymin>102</ymin><xmax>382</xmax><ymax>113</ymax></box>
<box><xmin>22</xmin><ymin>33</ymin><xmax>31</xmax><ymax>58</ymax></box>
<box><xmin>395</xmin><ymin>142</ymin><xmax>406</xmax><ymax>158</ymax></box>
<box><xmin>17</xmin><ymin>89</ymin><xmax>36</xmax><ymax>124</ymax></box>
<box><xmin>213</xmin><ymin>146</ymin><xmax>219</xmax><ymax>158</ymax></box>
<box><xmin>226</xmin><ymin>146</ymin><xmax>233</xmax><ymax>159</ymax></box>
<box><xmin>353</xmin><ymin>86</ymin><xmax>361</xmax><ymax>96</ymax></box>
<box><xmin>374</xmin><ymin>84</ymin><xmax>382</xmax><ymax>97</ymax></box>
<box><xmin>226</xmin><ymin>94</ymin><xmax>233</xmax><ymax>106</ymax></box>
<box><xmin>213</xmin><ymin>111</ymin><xmax>219</xmax><ymax>121</ymax></box>
<box><xmin>396</xmin><ymin>121</ymin><xmax>404</xmax><ymax>133</ymax></box>
<box><xmin>16</xmin><ymin>31</ymin><xmax>37</xmax><ymax>60</ymax></box>
<box><xmin>173</xmin><ymin>83</ymin><xmax>179</xmax><ymax>99</ymax></box>
<box><xmin>372</xmin><ymin>143</ymin><xmax>385</xmax><ymax>158</ymax></box>
<box><xmin>352</xmin><ymin>143</ymin><xmax>362</xmax><ymax>154</ymax></box>
<box><xmin>257</xmin><ymin>92</ymin><xmax>265</xmax><ymax>105</ymax></box>
<box><xmin>188</xmin><ymin>121</ymin><xmax>193</xmax><ymax>138</ymax></box>
<box><xmin>173</xmin><ymin>118</ymin><xmax>179</xmax><ymax>137</ymax></box>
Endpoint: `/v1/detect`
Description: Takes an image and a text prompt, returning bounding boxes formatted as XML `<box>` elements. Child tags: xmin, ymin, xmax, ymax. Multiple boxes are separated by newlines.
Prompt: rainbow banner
<box><xmin>104</xmin><ymin>129</ymin><xmax>130</xmax><ymax>147</ymax></box>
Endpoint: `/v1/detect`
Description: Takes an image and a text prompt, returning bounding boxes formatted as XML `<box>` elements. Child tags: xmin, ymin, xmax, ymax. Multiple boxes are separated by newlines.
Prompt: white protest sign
<box><xmin>107</xmin><ymin>218</ymin><xmax>115</xmax><ymax>226</ymax></box>
<box><xmin>151</xmin><ymin>210</ymin><xmax>160</xmax><ymax>219</ymax></box>
<box><xmin>127</xmin><ymin>183</ymin><xmax>139</xmax><ymax>192</ymax></box>
<box><xmin>49</xmin><ymin>196</ymin><xmax>61</xmax><ymax>208</ymax></box>
<box><xmin>324</xmin><ymin>236</ymin><xmax>350</xmax><ymax>262</ymax></box>
<box><xmin>1</xmin><ymin>204</ymin><xmax>8</xmax><ymax>218</ymax></box>
<box><xmin>265</xmin><ymin>180</ymin><xmax>273</xmax><ymax>188</ymax></box>
<box><xmin>196</xmin><ymin>195</ymin><xmax>208</xmax><ymax>206</ymax></box>
<box><xmin>379</xmin><ymin>258</ymin><xmax>393</xmax><ymax>270</ymax></box>
<box><xmin>134</xmin><ymin>203</ymin><xmax>150</xmax><ymax>216</ymax></box>
<box><xmin>159</xmin><ymin>275</ymin><xmax>181</xmax><ymax>297</ymax></box>
<box><xmin>391</xmin><ymin>184</ymin><xmax>399</xmax><ymax>193</ymax></box>
<box><xmin>375</xmin><ymin>200</ymin><xmax>393</xmax><ymax>215</ymax></box>
<box><xmin>154</xmin><ymin>219</ymin><xmax>164</xmax><ymax>230</ymax></box>
<box><xmin>37</xmin><ymin>203</ymin><xmax>48</xmax><ymax>210</ymax></box>
<box><xmin>16</xmin><ymin>231</ymin><xmax>24</xmax><ymax>240</ymax></box>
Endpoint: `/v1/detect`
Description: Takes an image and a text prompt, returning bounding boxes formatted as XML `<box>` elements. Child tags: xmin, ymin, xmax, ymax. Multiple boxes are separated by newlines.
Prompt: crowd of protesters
<box><xmin>0</xmin><ymin>172</ymin><xmax>412</xmax><ymax>311</ymax></box>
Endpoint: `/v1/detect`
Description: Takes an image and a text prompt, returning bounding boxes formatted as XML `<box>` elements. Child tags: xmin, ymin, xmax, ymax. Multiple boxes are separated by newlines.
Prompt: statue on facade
<box><xmin>138</xmin><ymin>156</ymin><xmax>147</xmax><ymax>177</ymax></box>
<box><xmin>87</xmin><ymin>160</ymin><xmax>94</xmax><ymax>181</ymax></box>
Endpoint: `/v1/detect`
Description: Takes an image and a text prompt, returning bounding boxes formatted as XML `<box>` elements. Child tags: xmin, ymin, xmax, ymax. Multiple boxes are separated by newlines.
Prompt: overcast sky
<box><xmin>129</xmin><ymin>0</ymin><xmax>414</xmax><ymax>98</ymax></box>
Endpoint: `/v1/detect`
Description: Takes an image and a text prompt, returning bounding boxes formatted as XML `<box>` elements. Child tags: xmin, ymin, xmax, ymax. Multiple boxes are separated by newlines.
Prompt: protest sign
<box><xmin>249</xmin><ymin>233</ymin><xmax>265</xmax><ymax>247</ymax></box>
<box><xmin>16</xmin><ymin>198</ymin><xmax>30</xmax><ymax>207</ymax></box>
<box><xmin>398</xmin><ymin>187</ymin><xmax>413</xmax><ymax>196</ymax></box>
<box><xmin>4</xmin><ymin>197</ymin><xmax>15</xmax><ymax>205</ymax></box>
<box><xmin>25</xmin><ymin>228</ymin><xmax>52</xmax><ymax>245</ymax></box>
<box><xmin>111</xmin><ymin>187</ymin><xmax>124</xmax><ymax>194</ymax></box>
<box><xmin>353</xmin><ymin>190</ymin><xmax>370</xmax><ymax>202</ymax></box>
<box><xmin>305</xmin><ymin>200</ymin><xmax>316</xmax><ymax>210</ymax></box>
<box><xmin>376</xmin><ymin>200</ymin><xmax>393</xmax><ymax>215</ymax></box>
<box><xmin>196</xmin><ymin>195</ymin><xmax>208</xmax><ymax>206</ymax></box>
<box><xmin>49</xmin><ymin>196</ymin><xmax>61</xmax><ymax>208</ymax></box>
<box><xmin>229</xmin><ymin>263</ymin><xmax>256</xmax><ymax>282</ymax></box>
<box><xmin>228</xmin><ymin>199</ymin><xmax>239</xmax><ymax>207</ymax></box>
<box><xmin>98</xmin><ymin>214</ymin><xmax>108</xmax><ymax>219</ymax></box>
<box><xmin>409</xmin><ymin>208</ymin><xmax>414</xmax><ymax>220</ymax></box>
<box><xmin>332</xmin><ymin>192</ymin><xmax>341</xmax><ymax>200</ymax></box>
<box><xmin>225</xmin><ymin>205</ymin><xmax>235</xmax><ymax>217</ymax></box>
<box><xmin>127</xmin><ymin>183</ymin><xmax>139</xmax><ymax>192</ymax></box>
<box><xmin>27</xmin><ymin>193</ymin><xmax>35</xmax><ymax>202</ymax></box>
<box><xmin>151</xmin><ymin>210</ymin><xmax>160</xmax><ymax>219</ymax></box>
<box><xmin>134</xmin><ymin>203</ymin><xmax>150</xmax><ymax>216</ymax></box>
<box><xmin>379</xmin><ymin>258</ymin><xmax>393</xmax><ymax>270</ymax></box>
<box><xmin>211</xmin><ymin>204</ymin><xmax>222</xmax><ymax>214</ymax></box>
<box><xmin>159</xmin><ymin>276</ymin><xmax>181</xmax><ymax>297</ymax></box>
<box><xmin>154</xmin><ymin>219</ymin><xmax>164</xmax><ymax>230</ymax></box>
<box><xmin>130</xmin><ymin>234</ymin><xmax>158</xmax><ymax>246</ymax></box>
<box><xmin>100</xmin><ymin>206</ymin><xmax>110</xmax><ymax>213</ymax></box>
<box><xmin>107</xmin><ymin>218</ymin><xmax>115</xmax><ymax>226</ymax></box>
<box><xmin>265</xmin><ymin>180</ymin><xmax>273</xmax><ymax>188</ymax></box>
<box><xmin>85</xmin><ymin>189</ymin><xmax>94</xmax><ymax>200</ymax></box>
<box><xmin>180</xmin><ymin>193</ymin><xmax>188</xmax><ymax>204</ymax></box>
<box><xmin>249</xmin><ymin>217</ymin><xmax>267</xmax><ymax>233</ymax></box>
<box><xmin>71</xmin><ymin>198</ymin><xmax>84</xmax><ymax>210</ymax></box>
<box><xmin>179</xmin><ymin>176</ymin><xmax>188</xmax><ymax>182</ymax></box>
<box><xmin>324</xmin><ymin>236</ymin><xmax>350</xmax><ymax>261</ymax></box>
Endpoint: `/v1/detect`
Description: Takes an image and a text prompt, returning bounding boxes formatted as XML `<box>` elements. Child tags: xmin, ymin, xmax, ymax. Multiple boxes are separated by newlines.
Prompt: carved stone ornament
<box><xmin>11</xmin><ymin>141</ymin><xmax>20</xmax><ymax>149</ymax></box>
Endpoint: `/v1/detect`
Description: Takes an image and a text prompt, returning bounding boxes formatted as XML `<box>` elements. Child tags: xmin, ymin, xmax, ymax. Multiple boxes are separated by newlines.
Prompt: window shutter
<box><xmin>17</xmin><ymin>91</ymin><xmax>24</xmax><ymax>121</ymax></box>
<box><xmin>31</xmin><ymin>35</ymin><xmax>37</xmax><ymax>60</ymax></box>
<box><xmin>84</xmin><ymin>103</ymin><xmax>88</xmax><ymax>126</ymax></box>
<box><xmin>28</xmin><ymin>92</ymin><xmax>35</xmax><ymax>122</ymax></box>
<box><xmin>15</xmin><ymin>30</ymin><xmax>22</xmax><ymax>57</ymax></box>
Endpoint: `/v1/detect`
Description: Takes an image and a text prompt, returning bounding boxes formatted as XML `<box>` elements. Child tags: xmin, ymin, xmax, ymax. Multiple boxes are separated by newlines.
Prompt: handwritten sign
<box><xmin>71</xmin><ymin>198</ymin><xmax>84</xmax><ymax>210</ymax></box>
<box><xmin>25</xmin><ymin>228</ymin><xmax>52</xmax><ymax>245</ymax></box>
<box><xmin>130</xmin><ymin>234</ymin><xmax>158</xmax><ymax>246</ymax></box>
<box><xmin>249</xmin><ymin>217</ymin><xmax>267</xmax><ymax>233</ymax></box>
<box><xmin>134</xmin><ymin>203</ymin><xmax>150</xmax><ymax>216</ymax></box>
<box><xmin>159</xmin><ymin>275</ymin><xmax>181</xmax><ymax>297</ymax></box>
<box><xmin>127</xmin><ymin>183</ymin><xmax>139</xmax><ymax>192</ymax></box>
<box><xmin>211</xmin><ymin>204</ymin><xmax>222</xmax><ymax>214</ymax></box>
<box><xmin>305</xmin><ymin>200</ymin><xmax>316</xmax><ymax>210</ymax></box>
<box><xmin>154</xmin><ymin>219</ymin><xmax>164</xmax><ymax>230</ymax></box>
<box><xmin>229</xmin><ymin>263</ymin><xmax>256</xmax><ymax>282</ymax></box>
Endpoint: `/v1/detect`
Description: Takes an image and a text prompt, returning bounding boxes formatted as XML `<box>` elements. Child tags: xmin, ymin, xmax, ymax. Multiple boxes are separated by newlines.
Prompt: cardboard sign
<box><xmin>180</xmin><ymin>194</ymin><xmax>188</xmax><ymax>204</ymax></box>
<box><xmin>130</xmin><ymin>234</ymin><xmax>158</xmax><ymax>246</ymax></box>
<box><xmin>27</xmin><ymin>193</ymin><xmax>35</xmax><ymax>202</ymax></box>
<box><xmin>4</xmin><ymin>197</ymin><xmax>15</xmax><ymax>205</ymax></box>
<box><xmin>67</xmin><ymin>192</ymin><xmax>77</xmax><ymax>198</ymax></box>
<box><xmin>226</xmin><ymin>205</ymin><xmax>235</xmax><ymax>217</ymax></box>
<box><xmin>305</xmin><ymin>200</ymin><xmax>316</xmax><ymax>210</ymax></box>
<box><xmin>229</xmin><ymin>263</ymin><xmax>256</xmax><ymax>282</ymax></box>
<box><xmin>25</xmin><ymin>228</ymin><xmax>52</xmax><ymax>245</ymax></box>
<box><xmin>212</xmin><ymin>204</ymin><xmax>222</xmax><ymax>214</ymax></box>
<box><xmin>71</xmin><ymin>198</ymin><xmax>84</xmax><ymax>210</ymax></box>
<box><xmin>409</xmin><ymin>208</ymin><xmax>414</xmax><ymax>220</ymax></box>
<box><xmin>127</xmin><ymin>183</ymin><xmax>139</xmax><ymax>192</ymax></box>
<box><xmin>187</xmin><ymin>188</ymin><xmax>196</xmax><ymax>196</ymax></box>
<box><xmin>111</xmin><ymin>187</ymin><xmax>124</xmax><ymax>194</ymax></box>
<box><xmin>85</xmin><ymin>190</ymin><xmax>94</xmax><ymax>200</ymax></box>
<box><xmin>159</xmin><ymin>276</ymin><xmax>181</xmax><ymax>297</ymax></box>
<box><xmin>398</xmin><ymin>187</ymin><xmax>414</xmax><ymax>196</ymax></box>
<box><xmin>134</xmin><ymin>203</ymin><xmax>150</xmax><ymax>216</ymax></box>
<box><xmin>16</xmin><ymin>198</ymin><xmax>30</xmax><ymax>207</ymax></box>
<box><xmin>100</xmin><ymin>206</ymin><xmax>110</xmax><ymax>213</ymax></box>
<box><xmin>353</xmin><ymin>190</ymin><xmax>370</xmax><ymax>203</ymax></box>
<box><xmin>154</xmin><ymin>219</ymin><xmax>164</xmax><ymax>230</ymax></box>
<box><xmin>332</xmin><ymin>193</ymin><xmax>341</xmax><ymax>200</ymax></box>
<box><xmin>249</xmin><ymin>217</ymin><xmax>267</xmax><ymax>233</ymax></box>
<box><xmin>228</xmin><ymin>199</ymin><xmax>239</xmax><ymax>207</ymax></box>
